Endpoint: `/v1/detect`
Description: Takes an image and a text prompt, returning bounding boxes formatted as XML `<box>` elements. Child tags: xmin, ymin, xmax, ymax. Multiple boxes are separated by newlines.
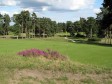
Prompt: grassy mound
<box><xmin>7</xmin><ymin>58</ymin><xmax>112</xmax><ymax>84</ymax></box>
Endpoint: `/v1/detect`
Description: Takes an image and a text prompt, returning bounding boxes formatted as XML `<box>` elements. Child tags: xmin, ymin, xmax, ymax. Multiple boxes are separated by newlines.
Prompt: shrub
<box><xmin>76</xmin><ymin>33</ymin><xmax>86</xmax><ymax>38</ymax></box>
<box><xmin>46</xmin><ymin>49</ymin><xmax>66</xmax><ymax>60</ymax></box>
<box><xmin>17</xmin><ymin>48</ymin><xmax>66</xmax><ymax>60</ymax></box>
<box><xmin>88</xmin><ymin>38</ymin><xmax>101</xmax><ymax>42</ymax></box>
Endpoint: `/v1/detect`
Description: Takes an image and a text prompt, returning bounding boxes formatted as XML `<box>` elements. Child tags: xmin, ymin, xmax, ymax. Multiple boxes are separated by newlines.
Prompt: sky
<box><xmin>0</xmin><ymin>0</ymin><xmax>103</xmax><ymax>22</ymax></box>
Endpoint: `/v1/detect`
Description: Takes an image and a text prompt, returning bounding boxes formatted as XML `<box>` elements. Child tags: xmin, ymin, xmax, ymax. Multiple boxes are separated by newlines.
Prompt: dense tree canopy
<box><xmin>97</xmin><ymin>0</ymin><xmax>112</xmax><ymax>44</ymax></box>
<box><xmin>0</xmin><ymin>11</ymin><xmax>100</xmax><ymax>39</ymax></box>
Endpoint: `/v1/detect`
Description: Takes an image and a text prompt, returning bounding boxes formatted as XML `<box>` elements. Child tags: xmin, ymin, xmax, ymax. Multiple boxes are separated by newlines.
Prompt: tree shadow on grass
<box><xmin>73</xmin><ymin>40</ymin><xmax>112</xmax><ymax>47</ymax></box>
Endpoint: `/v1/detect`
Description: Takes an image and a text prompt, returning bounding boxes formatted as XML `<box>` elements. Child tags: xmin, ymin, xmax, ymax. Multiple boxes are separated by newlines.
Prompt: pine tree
<box><xmin>97</xmin><ymin>0</ymin><xmax>112</xmax><ymax>44</ymax></box>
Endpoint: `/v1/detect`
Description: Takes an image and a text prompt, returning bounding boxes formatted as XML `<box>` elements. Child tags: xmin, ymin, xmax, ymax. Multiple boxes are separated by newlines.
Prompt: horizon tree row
<box><xmin>0</xmin><ymin>11</ymin><xmax>101</xmax><ymax>39</ymax></box>
<box><xmin>0</xmin><ymin>11</ymin><xmax>59</xmax><ymax>38</ymax></box>
<box><xmin>12</xmin><ymin>11</ymin><xmax>58</xmax><ymax>38</ymax></box>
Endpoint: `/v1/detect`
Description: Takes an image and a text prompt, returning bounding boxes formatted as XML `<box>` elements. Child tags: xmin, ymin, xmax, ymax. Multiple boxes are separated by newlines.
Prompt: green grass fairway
<box><xmin>0</xmin><ymin>37</ymin><xmax>112</xmax><ymax>68</ymax></box>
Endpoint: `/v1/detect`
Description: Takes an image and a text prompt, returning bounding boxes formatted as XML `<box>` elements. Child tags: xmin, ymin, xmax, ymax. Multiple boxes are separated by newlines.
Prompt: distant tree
<box><xmin>0</xmin><ymin>14</ymin><xmax>4</xmax><ymax>35</ymax></box>
<box><xmin>57</xmin><ymin>22</ymin><xmax>66</xmax><ymax>33</ymax></box>
<box><xmin>86</xmin><ymin>17</ymin><xmax>98</xmax><ymax>38</ymax></box>
<box><xmin>32</xmin><ymin>12</ymin><xmax>37</xmax><ymax>38</ymax></box>
<box><xmin>73</xmin><ymin>21</ymin><xmax>81</xmax><ymax>35</ymax></box>
<box><xmin>66</xmin><ymin>21</ymin><xmax>74</xmax><ymax>36</ymax></box>
<box><xmin>80</xmin><ymin>17</ymin><xmax>86</xmax><ymax>32</ymax></box>
<box><xmin>57</xmin><ymin>23</ymin><xmax>64</xmax><ymax>32</ymax></box>
<box><xmin>50</xmin><ymin>21</ymin><xmax>57</xmax><ymax>36</ymax></box>
<box><xmin>3</xmin><ymin>14</ymin><xmax>11</xmax><ymax>35</ymax></box>
<box><xmin>11</xmin><ymin>24</ymin><xmax>20</xmax><ymax>35</ymax></box>
<box><xmin>13</xmin><ymin>14</ymin><xmax>22</xmax><ymax>36</ymax></box>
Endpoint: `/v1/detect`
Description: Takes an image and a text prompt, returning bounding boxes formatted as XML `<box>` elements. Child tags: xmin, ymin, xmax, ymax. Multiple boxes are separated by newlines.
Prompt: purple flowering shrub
<box><xmin>17</xmin><ymin>48</ymin><xmax>66</xmax><ymax>60</ymax></box>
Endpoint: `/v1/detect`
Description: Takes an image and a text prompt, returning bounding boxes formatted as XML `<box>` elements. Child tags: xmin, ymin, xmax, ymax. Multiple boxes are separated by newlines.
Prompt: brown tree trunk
<box><xmin>25</xmin><ymin>26</ymin><xmax>28</xmax><ymax>38</ymax></box>
<box><xmin>34</xmin><ymin>24</ymin><xmax>35</xmax><ymax>38</ymax></box>
<box><xmin>105</xmin><ymin>29</ymin><xmax>108</xmax><ymax>44</ymax></box>
<box><xmin>90</xmin><ymin>28</ymin><xmax>92</xmax><ymax>38</ymax></box>
<box><xmin>107</xmin><ymin>29</ymin><xmax>109</xmax><ymax>44</ymax></box>
<box><xmin>104</xmin><ymin>29</ymin><xmax>106</xmax><ymax>44</ymax></box>
<box><xmin>108</xmin><ymin>29</ymin><xmax>110</xmax><ymax>44</ymax></box>
<box><xmin>110</xmin><ymin>25</ymin><xmax>112</xmax><ymax>45</ymax></box>
<box><xmin>39</xmin><ymin>28</ymin><xmax>41</xmax><ymax>38</ymax></box>
<box><xmin>32</xmin><ymin>29</ymin><xmax>33</xmax><ymax>38</ymax></box>
<box><xmin>110</xmin><ymin>30</ymin><xmax>112</xmax><ymax>44</ymax></box>
<box><xmin>21</xmin><ymin>22</ymin><xmax>23</xmax><ymax>39</ymax></box>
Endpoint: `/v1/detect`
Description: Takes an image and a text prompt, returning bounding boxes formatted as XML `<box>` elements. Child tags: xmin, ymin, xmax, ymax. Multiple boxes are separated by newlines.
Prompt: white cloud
<box><xmin>0</xmin><ymin>11</ymin><xmax>9</xmax><ymax>15</ymax></box>
<box><xmin>0</xmin><ymin>10</ymin><xmax>21</xmax><ymax>17</ymax></box>
<box><xmin>36</xmin><ymin>0</ymin><xmax>95</xmax><ymax>11</ymax></box>
<box><xmin>93</xmin><ymin>8</ymin><xmax>101</xmax><ymax>14</ymax></box>
<box><xmin>42</xmin><ymin>6</ymin><xmax>49</xmax><ymax>11</ymax></box>
<box><xmin>13</xmin><ymin>11</ymin><xmax>20</xmax><ymax>14</ymax></box>
<box><xmin>0</xmin><ymin>0</ymin><xmax>19</xmax><ymax>6</ymax></box>
<box><xmin>0</xmin><ymin>0</ymin><xmax>95</xmax><ymax>11</ymax></box>
<box><xmin>23</xmin><ymin>8</ymin><xmax>34</xmax><ymax>13</ymax></box>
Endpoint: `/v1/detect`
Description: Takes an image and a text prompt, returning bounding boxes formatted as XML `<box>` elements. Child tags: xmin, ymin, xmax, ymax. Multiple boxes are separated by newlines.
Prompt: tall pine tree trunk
<box><xmin>25</xmin><ymin>26</ymin><xmax>28</xmax><ymax>38</ymax></box>
<box><xmin>34</xmin><ymin>24</ymin><xmax>35</xmax><ymax>38</ymax></box>
<box><xmin>107</xmin><ymin>29</ymin><xmax>110</xmax><ymax>44</ymax></box>
<box><xmin>105</xmin><ymin>29</ymin><xmax>106</xmax><ymax>44</ymax></box>
<box><xmin>90</xmin><ymin>28</ymin><xmax>93</xmax><ymax>38</ymax></box>
<box><xmin>105</xmin><ymin>29</ymin><xmax>108</xmax><ymax>44</ymax></box>
<box><xmin>110</xmin><ymin>30</ymin><xmax>112</xmax><ymax>44</ymax></box>
<box><xmin>110</xmin><ymin>25</ymin><xmax>112</xmax><ymax>45</ymax></box>
<box><xmin>39</xmin><ymin>27</ymin><xmax>41</xmax><ymax>38</ymax></box>
<box><xmin>21</xmin><ymin>22</ymin><xmax>23</xmax><ymax>39</ymax></box>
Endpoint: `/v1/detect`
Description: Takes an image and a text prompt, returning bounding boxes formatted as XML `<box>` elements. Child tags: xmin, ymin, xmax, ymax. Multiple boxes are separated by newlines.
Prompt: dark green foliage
<box><xmin>0</xmin><ymin>14</ymin><xmax>11</xmax><ymax>35</ymax></box>
<box><xmin>36</xmin><ymin>17</ymin><xmax>58</xmax><ymax>37</ymax></box>
<box><xmin>13</xmin><ymin>11</ymin><xmax>60</xmax><ymax>38</ymax></box>
<box><xmin>10</xmin><ymin>24</ymin><xmax>20</xmax><ymax>35</ymax></box>
<box><xmin>65</xmin><ymin>17</ymin><xmax>99</xmax><ymax>38</ymax></box>
<box><xmin>66</xmin><ymin>21</ymin><xmax>75</xmax><ymax>36</ymax></box>
<box><xmin>3</xmin><ymin>14</ymin><xmax>11</xmax><ymax>35</ymax></box>
<box><xmin>0</xmin><ymin>14</ymin><xmax>4</xmax><ymax>35</ymax></box>
<box><xmin>0</xmin><ymin>10</ymin><xmax>101</xmax><ymax>39</ymax></box>
<box><xmin>86</xmin><ymin>17</ymin><xmax>99</xmax><ymax>38</ymax></box>
<box><xmin>88</xmin><ymin>38</ymin><xmax>101</xmax><ymax>42</ymax></box>
<box><xmin>76</xmin><ymin>33</ymin><xmax>85</xmax><ymax>38</ymax></box>
<box><xmin>97</xmin><ymin>0</ymin><xmax>112</xmax><ymax>44</ymax></box>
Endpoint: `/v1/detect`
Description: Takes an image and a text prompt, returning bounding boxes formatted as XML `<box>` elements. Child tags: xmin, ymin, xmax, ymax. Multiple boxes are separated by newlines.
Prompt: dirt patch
<box><xmin>9</xmin><ymin>69</ymin><xmax>112</xmax><ymax>84</ymax></box>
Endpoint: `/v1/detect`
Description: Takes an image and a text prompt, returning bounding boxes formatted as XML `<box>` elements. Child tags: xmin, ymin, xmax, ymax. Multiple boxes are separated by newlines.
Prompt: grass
<box><xmin>0</xmin><ymin>37</ymin><xmax>112</xmax><ymax>84</ymax></box>
<box><xmin>0</xmin><ymin>37</ymin><xmax>112</xmax><ymax>68</ymax></box>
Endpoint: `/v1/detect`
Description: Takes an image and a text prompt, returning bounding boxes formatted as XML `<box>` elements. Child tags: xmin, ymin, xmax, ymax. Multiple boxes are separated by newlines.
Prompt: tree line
<box><xmin>0</xmin><ymin>11</ymin><xmax>59</xmax><ymax>38</ymax></box>
<box><xmin>0</xmin><ymin>0</ymin><xmax>112</xmax><ymax>44</ymax></box>
<box><xmin>0</xmin><ymin>12</ymin><xmax>100</xmax><ymax>38</ymax></box>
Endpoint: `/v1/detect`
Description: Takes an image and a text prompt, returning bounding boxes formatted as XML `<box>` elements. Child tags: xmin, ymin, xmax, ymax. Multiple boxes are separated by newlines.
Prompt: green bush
<box><xmin>76</xmin><ymin>33</ymin><xmax>86</xmax><ymax>38</ymax></box>
<box><xmin>88</xmin><ymin>38</ymin><xmax>101</xmax><ymax>42</ymax></box>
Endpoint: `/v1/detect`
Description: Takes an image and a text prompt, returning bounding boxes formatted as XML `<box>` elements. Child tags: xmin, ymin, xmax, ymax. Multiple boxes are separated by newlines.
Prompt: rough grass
<box><xmin>0</xmin><ymin>37</ymin><xmax>112</xmax><ymax>84</ymax></box>
<box><xmin>1</xmin><ymin>57</ymin><xmax>112</xmax><ymax>84</ymax></box>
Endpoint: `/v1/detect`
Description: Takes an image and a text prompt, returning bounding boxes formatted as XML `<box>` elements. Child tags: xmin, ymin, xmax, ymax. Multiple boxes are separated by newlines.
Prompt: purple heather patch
<box><xmin>17</xmin><ymin>48</ymin><xmax>66</xmax><ymax>60</ymax></box>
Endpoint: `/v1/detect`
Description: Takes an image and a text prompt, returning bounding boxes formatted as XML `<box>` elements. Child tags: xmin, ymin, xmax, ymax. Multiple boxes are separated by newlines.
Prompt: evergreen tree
<box><xmin>3</xmin><ymin>14</ymin><xmax>11</xmax><ymax>35</ymax></box>
<box><xmin>97</xmin><ymin>0</ymin><xmax>112</xmax><ymax>44</ymax></box>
